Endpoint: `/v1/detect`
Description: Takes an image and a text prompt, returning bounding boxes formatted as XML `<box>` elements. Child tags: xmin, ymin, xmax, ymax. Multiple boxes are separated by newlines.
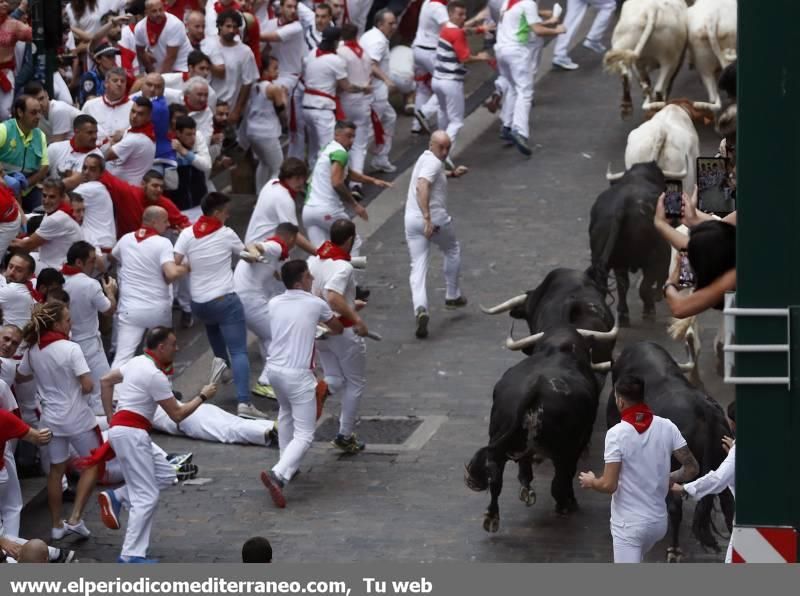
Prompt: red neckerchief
<box><xmin>146</xmin><ymin>16</ymin><xmax>168</xmax><ymax>46</ymax></box>
<box><xmin>274</xmin><ymin>179</ymin><xmax>297</xmax><ymax>199</ymax></box>
<box><xmin>23</xmin><ymin>280</ymin><xmax>43</xmax><ymax>303</ymax></box>
<box><xmin>129</xmin><ymin>23</ymin><xmax>135</xmax><ymax>33</ymax></box>
<box><xmin>185</xmin><ymin>97</ymin><xmax>207</xmax><ymax>112</ymax></box>
<box><xmin>193</xmin><ymin>215</ymin><xmax>223</xmax><ymax>239</ymax></box>
<box><xmin>620</xmin><ymin>403</ymin><xmax>654</xmax><ymax>434</ymax></box>
<box><xmin>265</xmin><ymin>236</ymin><xmax>289</xmax><ymax>260</ymax></box>
<box><xmin>316</xmin><ymin>48</ymin><xmax>334</xmax><ymax>57</ymax></box>
<box><xmin>55</xmin><ymin>201</ymin><xmax>78</xmax><ymax>222</ymax></box>
<box><xmin>144</xmin><ymin>349</ymin><xmax>174</xmax><ymax>376</ymax></box>
<box><xmin>129</xmin><ymin>122</ymin><xmax>157</xmax><ymax>142</ymax></box>
<box><xmin>317</xmin><ymin>240</ymin><xmax>351</xmax><ymax>261</ymax></box>
<box><xmin>431</xmin><ymin>0</ymin><xmax>447</xmax><ymax>4</ymax></box>
<box><xmin>135</xmin><ymin>226</ymin><xmax>161</xmax><ymax>242</ymax></box>
<box><xmin>504</xmin><ymin>0</ymin><xmax>522</xmax><ymax>9</ymax></box>
<box><xmin>182</xmin><ymin>71</ymin><xmax>191</xmax><ymax>81</ymax></box>
<box><xmin>38</xmin><ymin>330</ymin><xmax>69</xmax><ymax>350</ymax></box>
<box><xmin>60</xmin><ymin>264</ymin><xmax>82</xmax><ymax>276</ymax></box>
<box><xmin>214</xmin><ymin>0</ymin><xmax>241</xmax><ymax>12</ymax></box>
<box><xmin>343</xmin><ymin>39</ymin><xmax>363</xmax><ymax>58</ymax></box>
<box><xmin>102</xmin><ymin>94</ymin><xmax>129</xmax><ymax>108</ymax></box>
<box><xmin>69</xmin><ymin>138</ymin><xmax>93</xmax><ymax>153</ymax></box>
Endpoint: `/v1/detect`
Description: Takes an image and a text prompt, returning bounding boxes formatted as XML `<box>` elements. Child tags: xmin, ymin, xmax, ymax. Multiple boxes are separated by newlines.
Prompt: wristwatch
<box><xmin>199</xmin><ymin>392</ymin><xmax>208</xmax><ymax>403</ymax></box>
<box><xmin>662</xmin><ymin>282</ymin><xmax>679</xmax><ymax>298</ymax></box>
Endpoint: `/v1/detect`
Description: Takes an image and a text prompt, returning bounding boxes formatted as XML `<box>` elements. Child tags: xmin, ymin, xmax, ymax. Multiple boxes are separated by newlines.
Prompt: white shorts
<box><xmin>47</xmin><ymin>427</ymin><xmax>101</xmax><ymax>465</ymax></box>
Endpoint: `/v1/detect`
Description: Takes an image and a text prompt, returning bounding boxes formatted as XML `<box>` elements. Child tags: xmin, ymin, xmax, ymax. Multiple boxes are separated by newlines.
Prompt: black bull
<box><xmin>589</xmin><ymin>162</ymin><xmax>671</xmax><ymax>327</ymax></box>
<box><xmin>465</xmin><ymin>329</ymin><xmax>602</xmax><ymax>532</ymax></box>
<box><xmin>607</xmin><ymin>341</ymin><xmax>735</xmax><ymax>560</ymax></box>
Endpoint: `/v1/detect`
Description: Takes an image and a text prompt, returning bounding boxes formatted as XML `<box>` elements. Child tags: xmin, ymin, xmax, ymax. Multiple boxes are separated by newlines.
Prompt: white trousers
<box><xmin>251</xmin><ymin>136</ymin><xmax>284</xmax><ymax>194</ymax></box>
<box><xmin>405</xmin><ymin>216</ymin><xmax>462</xmax><ymax>313</ymax></box>
<box><xmin>111</xmin><ymin>303</ymin><xmax>172</xmax><ymax>369</ymax></box>
<box><xmin>268</xmin><ymin>365</ymin><xmax>317</xmax><ymax>483</ymax></box>
<box><xmin>302</xmin><ymin>206</ymin><xmax>363</xmax><ymax>258</ymax></box>
<box><xmin>103</xmin><ymin>439</ymin><xmax>168</xmax><ymax>485</ymax></box>
<box><xmin>610</xmin><ymin>518</ymin><xmax>668</xmax><ymax>563</ymax></box>
<box><xmin>553</xmin><ymin>0</ymin><xmax>617</xmax><ymax>61</ymax></box>
<box><xmin>340</xmin><ymin>93</ymin><xmax>372</xmax><ymax>175</ymax></box>
<box><xmin>496</xmin><ymin>45</ymin><xmax>536</xmax><ymax>137</ymax></box>
<box><xmin>413</xmin><ymin>46</ymin><xmax>439</xmax><ymax>121</ymax></box>
<box><xmin>304</xmin><ymin>108</ymin><xmax>336</xmax><ymax>172</ymax></box>
<box><xmin>0</xmin><ymin>449</ymin><xmax>22</xmax><ymax>537</ymax></box>
<box><xmin>108</xmin><ymin>426</ymin><xmax>176</xmax><ymax>558</ymax></box>
<box><xmin>240</xmin><ymin>291</ymin><xmax>272</xmax><ymax>386</ymax></box>
<box><xmin>152</xmin><ymin>404</ymin><xmax>273</xmax><ymax>445</ymax></box>
<box><xmin>432</xmin><ymin>78</ymin><xmax>465</xmax><ymax>152</ymax></box>
<box><xmin>0</xmin><ymin>215</ymin><xmax>21</xmax><ymax>258</ymax></box>
<box><xmin>316</xmin><ymin>330</ymin><xmax>366</xmax><ymax>436</ymax></box>
<box><xmin>370</xmin><ymin>84</ymin><xmax>396</xmax><ymax>160</ymax></box>
<box><xmin>76</xmin><ymin>335</ymin><xmax>110</xmax><ymax>415</ymax></box>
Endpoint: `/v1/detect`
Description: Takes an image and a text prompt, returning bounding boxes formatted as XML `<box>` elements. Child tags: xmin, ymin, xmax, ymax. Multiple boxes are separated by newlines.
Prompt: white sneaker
<box><xmin>51</xmin><ymin>525</ymin><xmax>66</xmax><ymax>540</ymax></box>
<box><xmin>553</xmin><ymin>57</ymin><xmax>579</xmax><ymax>71</ymax></box>
<box><xmin>371</xmin><ymin>158</ymin><xmax>397</xmax><ymax>173</ymax></box>
<box><xmin>64</xmin><ymin>519</ymin><xmax>91</xmax><ymax>538</ymax></box>
<box><xmin>238</xmin><ymin>403</ymin><xmax>270</xmax><ymax>420</ymax></box>
<box><xmin>582</xmin><ymin>39</ymin><xmax>607</xmax><ymax>54</ymax></box>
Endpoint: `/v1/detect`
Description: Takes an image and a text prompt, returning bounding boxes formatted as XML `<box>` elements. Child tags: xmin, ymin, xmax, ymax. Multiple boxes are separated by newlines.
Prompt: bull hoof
<box><xmin>618</xmin><ymin>314</ymin><xmax>631</xmax><ymax>328</ymax></box>
<box><xmin>620</xmin><ymin>105</ymin><xmax>633</xmax><ymax>119</ymax></box>
<box><xmin>555</xmin><ymin>500</ymin><xmax>579</xmax><ymax>516</ymax></box>
<box><xmin>642</xmin><ymin>308</ymin><xmax>656</xmax><ymax>322</ymax></box>
<box><xmin>666</xmin><ymin>547</ymin><xmax>684</xmax><ymax>563</ymax></box>
<box><xmin>519</xmin><ymin>486</ymin><xmax>537</xmax><ymax>507</ymax></box>
<box><xmin>483</xmin><ymin>513</ymin><xmax>500</xmax><ymax>533</ymax></box>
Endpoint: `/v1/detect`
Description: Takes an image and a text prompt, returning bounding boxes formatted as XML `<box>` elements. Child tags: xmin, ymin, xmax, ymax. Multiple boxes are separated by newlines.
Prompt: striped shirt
<box><xmin>433</xmin><ymin>22</ymin><xmax>469</xmax><ymax>81</ymax></box>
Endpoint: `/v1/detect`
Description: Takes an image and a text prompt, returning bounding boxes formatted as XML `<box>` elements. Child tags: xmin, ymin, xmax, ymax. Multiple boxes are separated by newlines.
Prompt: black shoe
<box><xmin>445</xmin><ymin>296</ymin><xmax>468</xmax><ymax>309</ymax></box>
<box><xmin>181</xmin><ymin>311</ymin><xmax>194</xmax><ymax>329</ymax></box>
<box><xmin>355</xmin><ymin>286</ymin><xmax>370</xmax><ymax>301</ymax></box>
<box><xmin>331</xmin><ymin>433</ymin><xmax>366</xmax><ymax>454</ymax></box>
<box><xmin>351</xmin><ymin>186</ymin><xmax>364</xmax><ymax>202</ymax></box>
<box><xmin>415</xmin><ymin>307</ymin><xmax>429</xmax><ymax>339</ymax></box>
<box><xmin>266</xmin><ymin>428</ymin><xmax>279</xmax><ymax>447</ymax></box>
<box><xmin>510</xmin><ymin>130</ymin><xmax>532</xmax><ymax>157</ymax></box>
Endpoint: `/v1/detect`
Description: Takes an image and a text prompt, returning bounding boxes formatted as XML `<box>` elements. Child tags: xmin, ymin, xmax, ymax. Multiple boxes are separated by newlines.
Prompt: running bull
<box><xmin>480</xmin><ymin>267</ymin><xmax>618</xmax><ymax>362</ymax></box>
<box><xmin>607</xmin><ymin>341</ymin><xmax>735</xmax><ymax>561</ymax></box>
<box><xmin>465</xmin><ymin>328</ymin><xmax>608</xmax><ymax>532</ymax></box>
<box><xmin>590</xmin><ymin>162</ymin><xmax>671</xmax><ymax>327</ymax></box>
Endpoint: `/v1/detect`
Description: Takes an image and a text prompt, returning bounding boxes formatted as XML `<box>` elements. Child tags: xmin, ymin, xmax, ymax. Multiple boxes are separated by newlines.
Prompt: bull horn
<box><xmin>642</xmin><ymin>99</ymin><xmax>666</xmax><ymax>111</ymax></box>
<box><xmin>591</xmin><ymin>361</ymin><xmax>612</xmax><ymax>372</ymax></box>
<box><xmin>606</xmin><ymin>163</ymin><xmax>625</xmax><ymax>182</ymax></box>
<box><xmin>678</xmin><ymin>346</ymin><xmax>696</xmax><ymax>372</ymax></box>
<box><xmin>480</xmin><ymin>294</ymin><xmax>527</xmax><ymax>315</ymax></box>
<box><xmin>662</xmin><ymin>155</ymin><xmax>689</xmax><ymax>180</ymax></box>
<box><xmin>692</xmin><ymin>100</ymin><xmax>721</xmax><ymax>113</ymax></box>
<box><xmin>575</xmin><ymin>325</ymin><xmax>619</xmax><ymax>341</ymax></box>
<box><xmin>504</xmin><ymin>331</ymin><xmax>545</xmax><ymax>351</ymax></box>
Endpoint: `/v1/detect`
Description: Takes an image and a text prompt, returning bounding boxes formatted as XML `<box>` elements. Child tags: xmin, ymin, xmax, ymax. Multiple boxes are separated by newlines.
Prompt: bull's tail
<box><xmin>465</xmin><ymin>446</ymin><xmax>490</xmax><ymax>492</ymax></box>
<box><xmin>604</xmin><ymin>5</ymin><xmax>658</xmax><ymax>75</ymax></box>
<box><xmin>706</xmin><ymin>14</ymin><xmax>737</xmax><ymax>67</ymax></box>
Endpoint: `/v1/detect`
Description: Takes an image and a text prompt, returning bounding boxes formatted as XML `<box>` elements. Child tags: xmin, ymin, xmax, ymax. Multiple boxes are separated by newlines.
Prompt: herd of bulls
<box><xmin>463</xmin><ymin>0</ymin><xmax>739</xmax><ymax>562</ymax></box>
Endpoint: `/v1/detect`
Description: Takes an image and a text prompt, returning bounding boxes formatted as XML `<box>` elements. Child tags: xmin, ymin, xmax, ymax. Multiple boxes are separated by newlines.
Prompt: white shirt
<box><xmin>66</xmin><ymin>0</ymin><xmax>126</xmax><ymax>36</ymax></box>
<box><xmin>199</xmin><ymin>36</ymin><xmax>226</xmax><ymax>70</ymax></box>
<box><xmin>107</xmin><ymin>130</ymin><xmax>157</xmax><ymax>184</ymax></box>
<box><xmin>39</xmin><ymin>100</ymin><xmax>82</xmax><ymax>142</ymax></box>
<box><xmin>233</xmin><ymin>240</ymin><xmax>285</xmax><ymax>298</ymax></box>
<box><xmin>405</xmin><ymin>150</ymin><xmax>450</xmax><ymax>225</ymax></box>
<box><xmin>345</xmin><ymin>0</ymin><xmax>372</xmax><ymax>34</ymax></box>
<box><xmin>685</xmin><ymin>444</ymin><xmax>736</xmax><ymax>499</ymax></box>
<box><xmin>36</xmin><ymin>211</ymin><xmax>84</xmax><ymax>270</ymax></box>
<box><xmin>267</xmin><ymin>289</ymin><xmax>334</xmax><ymax>369</ymax></box>
<box><xmin>19</xmin><ymin>339</ymin><xmax>93</xmax><ymax>436</ymax></box>
<box><xmin>305</xmin><ymin>140</ymin><xmax>350</xmax><ymax>213</ymax></box>
<box><xmin>604</xmin><ymin>415</ymin><xmax>687</xmax><ymax>524</ymax></box>
<box><xmin>207</xmin><ymin>38</ymin><xmax>259</xmax><ymax>107</ymax></box>
<box><xmin>0</xmin><ymin>357</ymin><xmax>18</xmax><ymax>392</ymax></box>
<box><xmin>47</xmin><ymin>141</ymin><xmax>103</xmax><ymax>178</ymax></box>
<box><xmin>115</xmin><ymin>354</ymin><xmax>174</xmax><ymax>422</ymax></box>
<box><xmin>0</xmin><ymin>378</ymin><xmax>17</xmax><ymax>412</ymax></box>
<box><xmin>496</xmin><ymin>0</ymin><xmax>541</xmax><ymax>49</ymax></box>
<box><xmin>112</xmin><ymin>233</ymin><xmax>175</xmax><ymax>310</ymax></box>
<box><xmin>337</xmin><ymin>42</ymin><xmax>372</xmax><ymax>88</ymax></box>
<box><xmin>245</xmin><ymin>179</ymin><xmax>299</xmax><ymax>244</ymax></box>
<box><xmin>261</xmin><ymin>18</ymin><xmax>306</xmax><ymax>80</ymax></box>
<box><xmin>73</xmin><ymin>181</ymin><xmax>116</xmax><ymax>250</ymax></box>
<box><xmin>413</xmin><ymin>0</ymin><xmax>450</xmax><ymax>49</ymax></box>
<box><xmin>244</xmin><ymin>82</ymin><xmax>282</xmax><ymax>140</ymax></box>
<box><xmin>134</xmin><ymin>14</ymin><xmax>193</xmax><ymax>72</ymax></box>
<box><xmin>174</xmin><ymin>225</ymin><xmax>244</xmax><ymax>303</ymax></box>
<box><xmin>63</xmin><ymin>272</ymin><xmax>111</xmax><ymax>342</ymax></box>
<box><xmin>302</xmin><ymin>51</ymin><xmax>348</xmax><ymax>110</ymax></box>
<box><xmin>81</xmin><ymin>97</ymin><xmax>133</xmax><ymax>145</ymax></box>
<box><xmin>359</xmin><ymin>27</ymin><xmax>390</xmax><ymax>90</ymax></box>
<box><xmin>308</xmin><ymin>255</ymin><xmax>356</xmax><ymax>311</ymax></box>
<box><xmin>0</xmin><ymin>279</ymin><xmax>36</xmax><ymax>328</ymax></box>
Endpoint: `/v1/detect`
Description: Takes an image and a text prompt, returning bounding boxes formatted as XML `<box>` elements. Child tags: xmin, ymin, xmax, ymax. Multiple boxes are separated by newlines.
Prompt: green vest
<box><xmin>0</xmin><ymin>119</ymin><xmax>46</xmax><ymax>174</ymax></box>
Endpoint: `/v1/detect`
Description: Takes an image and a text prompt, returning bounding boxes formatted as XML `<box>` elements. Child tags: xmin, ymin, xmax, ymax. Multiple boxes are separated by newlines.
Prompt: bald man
<box><xmin>404</xmin><ymin>131</ymin><xmax>469</xmax><ymax>339</ymax></box>
<box><xmin>135</xmin><ymin>0</ymin><xmax>194</xmax><ymax>73</ymax></box>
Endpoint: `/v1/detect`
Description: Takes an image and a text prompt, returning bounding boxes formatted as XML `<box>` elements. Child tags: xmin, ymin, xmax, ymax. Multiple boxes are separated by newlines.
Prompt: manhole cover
<box><xmin>315</xmin><ymin>417</ymin><xmax>423</xmax><ymax>444</ymax></box>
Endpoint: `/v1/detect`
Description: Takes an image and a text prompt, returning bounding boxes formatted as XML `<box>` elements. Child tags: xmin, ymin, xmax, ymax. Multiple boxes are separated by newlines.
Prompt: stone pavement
<box><xmin>19</xmin><ymin>20</ymin><xmax>735</xmax><ymax>564</ymax></box>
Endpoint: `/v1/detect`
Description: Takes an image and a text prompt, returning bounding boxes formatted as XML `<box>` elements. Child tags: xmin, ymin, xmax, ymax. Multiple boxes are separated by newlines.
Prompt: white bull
<box><xmin>603</xmin><ymin>0</ymin><xmax>688</xmax><ymax>117</ymax></box>
<box><xmin>607</xmin><ymin>102</ymin><xmax>700</xmax><ymax>190</ymax></box>
<box><xmin>688</xmin><ymin>0</ymin><xmax>737</xmax><ymax>111</ymax></box>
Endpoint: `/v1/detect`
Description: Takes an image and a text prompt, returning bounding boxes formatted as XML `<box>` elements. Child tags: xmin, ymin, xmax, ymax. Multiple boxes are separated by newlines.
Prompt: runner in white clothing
<box><xmin>308</xmin><ymin>219</ymin><xmax>370</xmax><ymax>453</ymax></box>
<box><xmin>105</xmin><ymin>97</ymin><xmax>157</xmax><ymax>185</ymax></box>
<box><xmin>26</xmin><ymin>81</ymin><xmax>82</xmax><ymax>143</ymax></box>
<box><xmin>62</xmin><ymin>241</ymin><xmax>117</xmax><ymax>415</ymax></box>
<box><xmin>260</xmin><ymin>259</ymin><xmax>343</xmax><ymax>508</ymax></box>
<box><xmin>17</xmin><ymin>301</ymin><xmax>99</xmax><ymax>543</ymax></box>
<box><xmin>134</xmin><ymin>0</ymin><xmax>193</xmax><ymax>73</ymax></box>
<box><xmin>411</xmin><ymin>0</ymin><xmax>449</xmax><ymax>133</ymax></box>
<box><xmin>208</xmin><ymin>11</ymin><xmax>259</xmax><ymax>126</ymax></box>
<box><xmin>80</xmin><ymin>68</ymin><xmax>134</xmax><ymax>148</ymax></box>
<box><xmin>0</xmin><ymin>253</ymin><xmax>39</xmax><ymax>328</ymax></box>
<box><xmin>46</xmin><ymin>115</ymin><xmax>103</xmax><ymax>179</ymax></box>
<box><xmin>96</xmin><ymin>327</ymin><xmax>217</xmax><ymax>563</ymax></box>
<box><xmin>405</xmin><ymin>131</ymin><xmax>468</xmax><ymax>339</ymax></box>
<box><xmin>71</xmin><ymin>156</ymin><xmax>118</xmax><ymax>260</ymax></box>
<box><xmin>234</xmin><ymin>222</ymin><xmax>299</xmax><ymax>399</ymax></box>
<box><xmin>551</xmin><ymin>0</ymin><xmax>616</xmax><ymax>71</ymax></box>
<box><xmin>153</xmin><ymin>402</ymin><xmax>277</xmax><ymax>446</ymax></box>
<box><xmin>579</xmin><ymin>375</ymin><xmax>700</xmax><ymax>563</ymax></box>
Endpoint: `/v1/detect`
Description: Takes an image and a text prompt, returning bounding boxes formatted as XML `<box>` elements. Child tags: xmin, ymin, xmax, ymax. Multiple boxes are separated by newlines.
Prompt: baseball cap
<box><xmin>93</xmin><ymin>43</ymin><xmax>121</xmax><ymax>60</ymax></box>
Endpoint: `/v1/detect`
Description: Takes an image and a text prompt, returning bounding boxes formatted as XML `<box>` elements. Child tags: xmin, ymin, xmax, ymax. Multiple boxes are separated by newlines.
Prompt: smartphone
<box><xmin>678</xmin><ymin>251</ymin><xmax>695</xmax><ymax>289</ymax></box>
<box><xmin>664</xmin><ymin>179</ymin><xmax>683</xmax><ymax>218</ymax></box>
<box><xmin>697</xmin><ymin>156</ymin><xmax>735</xmax><ymax>215</ymax></box>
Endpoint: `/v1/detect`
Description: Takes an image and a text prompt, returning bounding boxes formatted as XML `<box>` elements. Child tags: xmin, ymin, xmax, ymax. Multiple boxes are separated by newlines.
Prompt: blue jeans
<box><xmin>191</xmin><ymin>293</ymin><xmax>251</xmax><ymax>404</ymax></box>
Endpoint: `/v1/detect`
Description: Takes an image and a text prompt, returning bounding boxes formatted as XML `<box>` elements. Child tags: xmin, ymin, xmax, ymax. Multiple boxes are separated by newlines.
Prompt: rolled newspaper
<box><xmin>350</xmin><ymin>256</ymin><xmax>367</xmax><ymax>270</ymax></box>
<box><xmin>209</xmin><ymin>357</ymin><xmax>228</xmax><ymax>385</ymax></box>
<box><xmin>239</xmin><ymin>250</ymin><xmax>269</xmax><ymax>264</ymax></box>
